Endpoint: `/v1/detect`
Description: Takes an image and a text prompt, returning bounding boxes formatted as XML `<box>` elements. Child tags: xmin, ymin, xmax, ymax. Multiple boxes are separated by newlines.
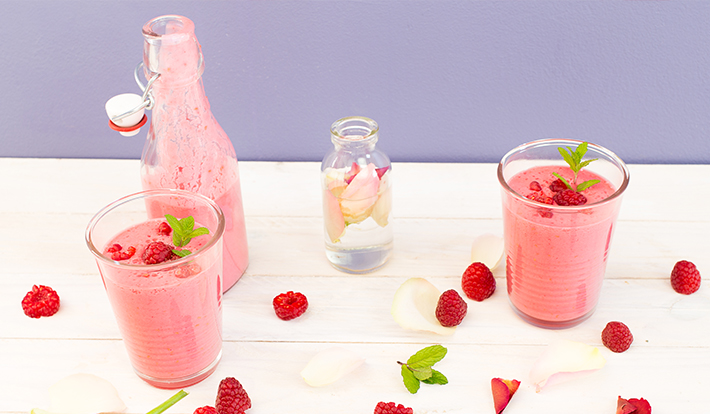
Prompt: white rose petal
<box><xmin>301</xmin><ymin>347</ymin><xmax>365</xmax><ymax>387</ymax></box>
<box><xmin>470</xmin><ymin>233</ymin><xmax>504</xmax><ymax>270</ymax></box>
<box><xmin>391</xmin><ymin>278</ymin><xmax>456</xmax><ymax>336</ymax></box>
<box><xmin>529</xmin><ymin>340</ymin><xmax>606</xmax><ymax>392</ymax></box>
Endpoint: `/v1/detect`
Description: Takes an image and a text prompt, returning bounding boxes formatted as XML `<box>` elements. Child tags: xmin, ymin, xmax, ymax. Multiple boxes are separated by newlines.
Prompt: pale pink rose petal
<box><xmin>371</xmin><ymin>174</ymin><xmax>392</xmax><ymax>227</ymax></box>
<box><xmin>323</xmin><ymin>187</ymin><xmax>346</xmax><ymax>243</ymax></box>
<box><xmin>529</xmin><ymin>340</ymin><xmax>606</xmax><ymax>392</ymax></box>
<box><xmin>340</xmin><ymin>164</ymin><xmax>379</xmax><ymax>224</ymax></box>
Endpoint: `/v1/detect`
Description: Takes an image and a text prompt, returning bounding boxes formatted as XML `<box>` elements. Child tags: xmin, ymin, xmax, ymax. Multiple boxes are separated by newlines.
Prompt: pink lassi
<box><xmin>502</xmin><ymin>165</ymin><xmax>622</xmax><ymax>328</ymax></box>
<box><xmin>140</xmin><ymin>15</ymin><xmax>249</xmax><ymax>292</ymax></box>
<box><xmin>99</xmin><ymin>217</ymin><xmax>222</xmax><ymax>388</ymax></box>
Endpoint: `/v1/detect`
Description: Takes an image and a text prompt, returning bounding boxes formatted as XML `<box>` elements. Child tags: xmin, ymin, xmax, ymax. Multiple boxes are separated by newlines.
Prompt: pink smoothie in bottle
<box><xmin>498</xmin><ymin>140</ymin><xmax>629</xmax><ymax>329</ymax></box>
<box><xmin>140</xmin><ymin>15</ymin><xmax>248</xmax><ymax>292</ymax></box>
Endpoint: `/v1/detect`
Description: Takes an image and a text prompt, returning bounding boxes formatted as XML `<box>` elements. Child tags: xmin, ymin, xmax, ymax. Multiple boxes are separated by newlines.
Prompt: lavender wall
<box><xmin>1</xmin><ymin>1</ymin><xmax>708</xmax><ymax>163</ymax></box>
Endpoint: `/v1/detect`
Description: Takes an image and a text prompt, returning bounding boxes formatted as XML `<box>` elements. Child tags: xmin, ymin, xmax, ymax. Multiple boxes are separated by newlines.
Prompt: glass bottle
<box><xmin>321</xmin><ymin>116</ymin><xmax>393</xmax><ymax>273</ymax></box>
<box><xmin>139</xmin><ymin>15</ymin><xmax>248</xmax><ymax>292</ymax></box>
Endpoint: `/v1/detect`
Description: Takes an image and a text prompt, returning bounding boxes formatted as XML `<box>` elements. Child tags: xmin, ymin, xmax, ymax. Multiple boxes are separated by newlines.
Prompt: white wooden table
<box><xmin>2</xmin><ymin>158</ymin><xmax>708</xmax><ymax>413</ymax></box>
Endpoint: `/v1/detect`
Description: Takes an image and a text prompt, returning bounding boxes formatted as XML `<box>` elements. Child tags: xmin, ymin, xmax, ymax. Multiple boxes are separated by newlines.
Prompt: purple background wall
<box><xmin>1</xmin><ymin>1</ymin><xmax>708</xmax><ymax>163</ymax></box>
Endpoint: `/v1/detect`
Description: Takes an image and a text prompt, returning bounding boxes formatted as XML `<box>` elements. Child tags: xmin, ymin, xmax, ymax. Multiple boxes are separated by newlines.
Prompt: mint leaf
<box><xmin>398</xmin><ymin>345</ymin><xmax>448</xmax><ymax>393</ymax></box>
<box><xmin>406</xmin><ymin>344</ymin><xmax>447</xmax><ymax>369</ymax></box>
<box><xmin>165</xmin><ymin>214</ymin><xmax>210</xmax><ymax>250</ymax></box>
<box><xmin>556</xmin><ymin>142</ymin><xmax>599</xmax><ymax>192</ymax></box>
<box><xmin>401</xmin><ymin>365</ymin><xmax>420</xmax><ymax>394</ymax></box>
<box><xmin>421</xmin><ymin>369</ymin><xmax>448</xmax><ymax>385</ymax></box>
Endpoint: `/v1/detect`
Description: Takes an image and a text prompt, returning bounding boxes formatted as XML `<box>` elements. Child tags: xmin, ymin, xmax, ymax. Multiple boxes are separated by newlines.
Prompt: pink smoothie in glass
<box><xmin>502</xmin><ymin>165</ymin><xmax>619</xmax><ymax>326</ymax></box>
<box><xmin>100</xmin><ymin>218</ymin><xmax>222</xmax><ymax>387</ymax></box>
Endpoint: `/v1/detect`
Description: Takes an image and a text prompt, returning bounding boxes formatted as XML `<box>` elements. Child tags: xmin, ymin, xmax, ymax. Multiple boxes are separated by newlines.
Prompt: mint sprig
<box><xmin>553</xmin><ymin>141</ymin><xmax>600</xmax><ymax>192</ymax></box>
<box><xmin>397</xmin><ymin>344</ymin><xmax>448</xmax><ymax>393</ymax></box>
<box><xmin>165</xmin><ymin>214</ymin><xmax>210</xmax><ymax>257</ymax></box>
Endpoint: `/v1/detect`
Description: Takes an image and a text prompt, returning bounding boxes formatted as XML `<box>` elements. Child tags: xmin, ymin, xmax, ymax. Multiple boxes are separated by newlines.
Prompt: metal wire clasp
<box><xmin>109</xmin><ymin>62</ymin><xmax>160</xmax><ymax>124</ymax></box>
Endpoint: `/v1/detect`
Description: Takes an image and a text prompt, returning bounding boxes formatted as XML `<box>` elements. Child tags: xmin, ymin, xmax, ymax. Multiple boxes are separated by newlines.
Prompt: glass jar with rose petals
<box><xmin>321</xmin><ymin>116</ymin><xmax>393</xmax><ymax>273</ymax></box>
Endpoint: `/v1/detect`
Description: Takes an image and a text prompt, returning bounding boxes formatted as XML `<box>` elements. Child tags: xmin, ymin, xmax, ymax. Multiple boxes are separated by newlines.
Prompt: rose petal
<box><xmin>471</xmin><ymin>233</ymin><xmax>504</xmax><ymax>270</ymax></box>
<box><xmin>300</xmin><ymin>347</ymin><xmax>365</xmax><ymax>387</ymax></box>
<box><xmin>323</xmin><ymin>186</ymin><xmax>346</xmax><ymax>242</ymax></box>
<box><xmin>491</xmin><ymin>378</ymin><xmax>521</xmax><ymax>414</ymax></box>
<box><xmin>371</xmin><ymin>174</ymin><xmax>392</xmax><ymax>227</ymax></box>
<box><xmin>339</xmin><ymin>164</ymin><xmax>380</xmax><ymax>224</ymax></box>
<box><xmin>529</xmin><ymin>340</ymin><xmax>606</xmax><ymax>392</ymax></box>
<box><xmin>391</xmin><ymin>278</ymin><xmax>456</xmax><ymax>336</ymax></box>
<box><xmin>45</xmin><ymin>373</ymin><xmax>126</xmax><ymax>414</ymax></box>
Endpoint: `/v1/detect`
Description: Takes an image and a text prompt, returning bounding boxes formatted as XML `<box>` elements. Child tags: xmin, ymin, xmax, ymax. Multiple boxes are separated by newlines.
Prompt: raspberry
<box><xmin>553</xmin><ymin>189</ymin><xmax>587</xmax><ymax>206</ymax></box>
<box><xmin>273</xmin><ymin>291</ymin><xmax>308</xmax><ymax>320</ymax></box>
<box><xmin>549</xmin><ymin>178</ymin><xmax>568</xmax><ymax>192</ymax></box>
<box><xmin>194</xmin><ymin>407</ymin><xmax>217</xmax><ymax>414</ymax></box>
<box><xmin>670</xmin><ymin>260</ymin><xmax>701</xmax><ymax>294</ymax></box>
<box><xmin>142</xmin><ymin>241</ymin><xmax>177</xmax><ymax>265</ymax></box>
<box><xmin>158</xmin><ymin>221</ymin><xmax>172</xmax><ymax>236</ymax></box>
<box><xmin>216</xmin><ymin>377</ymin><xmax>251</xmax><ymax>414</ymax></box>
<box><xmin>528</xmin><ymin>181</ymin><xmax>542</xmax><ymax>192</ymax></box>
<box><xmin>22</xmin><ymin>285</ymin><xmax>60</xmax><ymax>318</ymax></box>
<box><xmin>373</xmin><ymin>402</ymin><xmax>413</xmax><ymax>414</ymax></box>
<box><xmin>526</xmin><ymin>192</ymin><xmax>553</xmax><ymax>205</ymax></box>
<box><xmin>107</xmin><ymin>243</ymin><xmax>122</xmax><ymax>253</ymax></box>
<box><xmin>461</xmin><ymin>262</ymin><xmax>496</xmax><ymax>301</ymax></box>
<box><xmin>435</xmin><ymin>289</ymin><xmax>467</xmax><ymax>327</ymax></box>
<box><xmin>601</xmin><ymin>321</ymin><xmax>633</xmax><ymax>353</ymax></box>
<box><xmin>111</xmin><ymin>246</ymin><xmax>136</xmax><ymax>261</ymax></box>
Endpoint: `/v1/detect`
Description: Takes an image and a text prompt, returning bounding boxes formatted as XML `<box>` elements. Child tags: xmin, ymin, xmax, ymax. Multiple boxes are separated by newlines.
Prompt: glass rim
<box><xmin>331</xmin><ymin>116</ymin><xmax>379</xmax><ymax>143</ymax></box>
<box><xmin>85</xmin><ymin>189</ymin><xmax>225</xmax><ymax>269</ymax></box>
<box><xmin>497</xmin><ymin>138</ymin><xmax>630</xmax><ymax>209</ymax></box>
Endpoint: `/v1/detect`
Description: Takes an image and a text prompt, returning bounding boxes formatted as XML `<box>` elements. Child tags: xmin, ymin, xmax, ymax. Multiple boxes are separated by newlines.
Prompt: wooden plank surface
<box><xmin>1</xmin><ymin>158</ymin><xmax>708</xmax><ymax>414</ymax></box>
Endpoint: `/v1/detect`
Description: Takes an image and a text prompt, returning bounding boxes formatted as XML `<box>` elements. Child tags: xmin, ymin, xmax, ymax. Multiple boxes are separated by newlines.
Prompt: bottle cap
<box><xmin>105</xmin><ymin>93</ymin><xmax>146</xmax><ymax>137</ymax></box>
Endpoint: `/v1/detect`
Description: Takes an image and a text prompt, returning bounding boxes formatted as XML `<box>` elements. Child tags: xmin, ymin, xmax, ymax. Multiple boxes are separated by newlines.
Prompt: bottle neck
<box><xmin>142</xmin><ymin>15</ymin><xmax>204</xmax><ymax>89</ymax></box>
<box><xmin>330</xmin><ymin>116</ymin><xmax>379</xmax><ymax>151</ymax></box>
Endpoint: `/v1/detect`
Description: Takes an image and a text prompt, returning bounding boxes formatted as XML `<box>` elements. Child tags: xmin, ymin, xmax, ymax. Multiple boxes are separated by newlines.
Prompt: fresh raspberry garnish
<box><xmin>528</xmin><ymin>181</ymin><xmax>542</xmax><ymax>192</ymax></box>
<box><xmin>549</xmin><ymin>178</ymin><xmax>568</xmax><ymax>193</ymax></box>
<box><xmin>158</xmin><ymin>221</ymin><xmax>172</xmax><ymax>236</ymax></box>
<box><xmin>373</xmin><ymin>401</ymin><xmax>413</xmax><ymax>414</ymax></box>
<box><xmin>142</xmin><ymin>241</ymin><xmax>177</xmax><ymax>265</ymax></box>
<box><xmin>435</xmin><ymin>289</ymin><xmax>468</xmax><ymax>327</ymax></box>
<box><xmin>670</xmin><ymin>260</ymin><xmax>701</xmax><ymax>294</ymax></box>
<box><xmin>106</xmin><ymin>243</ymin><xmax>122</xmax><ymax>253</ymax></box>
<box><xmin>194</xmin><ymin>407</ymin><xmax>217</xmax><ymax>414</ymax></box>
<box><xmin>553</xmin><ymin>189</ymin><xmax>587</xmax><ymax>206</ymax></box>
<box><xmin>461</xmin><ymin>262</ymin><xmax>496</xmax><ymax>301</ymax></box>
<box><xmin>273</xmin><ymin>291</ymin><xmax>308</xmax><ymax>320</ymax></box>
<box><xmin>111</xmin><ymin>246</ymin><xmax>136</xmax><ymax>261</ymax></box>
<box><xmin>602</xmin><ymin>321</ymin><xmax>633</xmax><ymax>353</ymax></box>
<box><xmin>526</xmin><ymin>192</ymin><xmax>553</xmax><ymax>205</ymax></box>
<box><xmin>216</xmin><ymin>377</ymin><xmax>251</xmax><ymax>414</ymax></box>
<box><xmin>22</xmin><ymin>285</ymin><xmax>60</xmax><ymax>318</ymax></box>
<box><xmin>617</xmin><ymin>396</ymin><xmax>652</xmax><ymax>414</ymax></box>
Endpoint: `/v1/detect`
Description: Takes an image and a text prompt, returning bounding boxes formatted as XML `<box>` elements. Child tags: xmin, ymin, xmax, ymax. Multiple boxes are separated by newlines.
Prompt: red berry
<box><xmin>22</xmin><ymin>285</ymin><xmax>60</xmax><ymax>318</ymax></box>
<box><xmin>374</xmin><ymin>402</ymin><xmax>413</xmax><ymax>414</ymax></box>
<box><xmin>215</xmin><ymin>377</ymin><xmax>251</xmax><ymax>414</ymax></box>
<box><xmin>461</xmin><ymin>262</ymin><xmax>496</xmax><ymax>301</ymax></box>
<box><xmin>526</xmin><ymin>192</ymin><xmax>553</xmax><ymax>205</ymax></box>
<box><xmin>272</xmin><ymin>291</ymin><xmax>308</xmax><ymax>320</ymax></box>
<box><xmin>111</xmin><ymin>246</ymin><xmax>136</xmax><ymax>261</ymax></box>
<box><xmin>528</xmin><ymin>181</ymin><xmax>542</xmax><ymax>192</ymax></box>
<box><xmin>549</xmin><ymin>178</ymin><xmax>568</xmax><ymax>193</ymax></box>
<box><xmin>601</xmin><ymin>321</ymin><xmax>633</xmax><ymax>353</ymax></box>
<box><xmin>435</xmin><ymin>289</ymin><xmax>468</xmax><ymax>327</ymax></box>
<box><xmin>106</xmin><ymin>243</ymin><xmax>122</xmax><ymax>253</ymax></box>
<box><xmin>142</xmin><ymin>241</ymin><xmax>176</xmax><ymax>265</ymax></box>
<box><xmin>670</xmin><ymin>260</ymin><xmax>701</xmax><ymax>294</ymax></box>
<box><xmin>194</xmin><ymin>407</ymin><xmax>217</xmax><ymax>414</ymax></box>
<box><xmin>553</xmin><ymin>189</ymin><xmax>587</xmax><ymax>206</ymax></box>
<box><xmin>158</xmin><ymin>221</ymin><xmax>172</xmax><ymax>236</ymax></box>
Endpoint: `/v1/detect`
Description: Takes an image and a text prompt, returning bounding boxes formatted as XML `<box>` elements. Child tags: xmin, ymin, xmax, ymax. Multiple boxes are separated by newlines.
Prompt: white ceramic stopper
<box><xmin>105</xmin><ymin>93</ymin><xmax>145</xmax><ymax>137</ymax></box>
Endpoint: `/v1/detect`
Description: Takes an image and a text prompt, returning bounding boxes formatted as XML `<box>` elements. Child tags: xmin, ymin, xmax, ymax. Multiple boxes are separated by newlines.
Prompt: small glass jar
<box><xmin>321</xmin><ymin>116</ymin><xmax>393</xmax><ymax>273</ymax></box>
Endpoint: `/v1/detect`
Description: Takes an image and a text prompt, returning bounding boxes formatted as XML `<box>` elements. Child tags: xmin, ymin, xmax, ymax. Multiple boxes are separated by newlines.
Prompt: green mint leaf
<box><xmin>552</xmin><ymin>172</ymin><xmax>573</xmax><ymax>190</ymax></box>
<box><xmin>172</xmin><ymin>249</ymin><xmax>192</xmax><ymax>258</ymax></box>
<box><xmin>421</xmin><ymin>369</ymin><xmax>448</xmax><ymax>385</ymax></box>
<box><xmin>407</xmin><ymin>344</ymin><xmax>447</xmax><ymax>369</ymax></box>
<box><xmin>164</xmin><ymin>214</ymin><xmax>210</xmax><ymax>248</ymax></box>
<box><xmin>401</xmin><ymin>365</ymin><xmax>421</xmax><ymax>394</ymax></box>
<box><xmin>576</xmin><ymin>179</ymin><xmax>600</xmax><ymax>192</ymax></box>
<box><xmin>410</xmin><ymin>366</ymin><xmax>433</xmax><ymax>381</ymax></box>
<box><xmin>575</xmin><ymin>142</ymin><xmax>589</xmax><ymax>159</ymax></box>
<box><xmin>558</xmin><ymin>147</ymin><xmax>577</xmax><ymax>171</ymax></box>
<box><xmin>146</xmin><ymin>390</ymin><xmax>188</xmax><ymax>414</ymax></box>
<box><xmin>577</xmin><ymin>158</ymin><xmax>597</xmax><ymax>170</ymax></box>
